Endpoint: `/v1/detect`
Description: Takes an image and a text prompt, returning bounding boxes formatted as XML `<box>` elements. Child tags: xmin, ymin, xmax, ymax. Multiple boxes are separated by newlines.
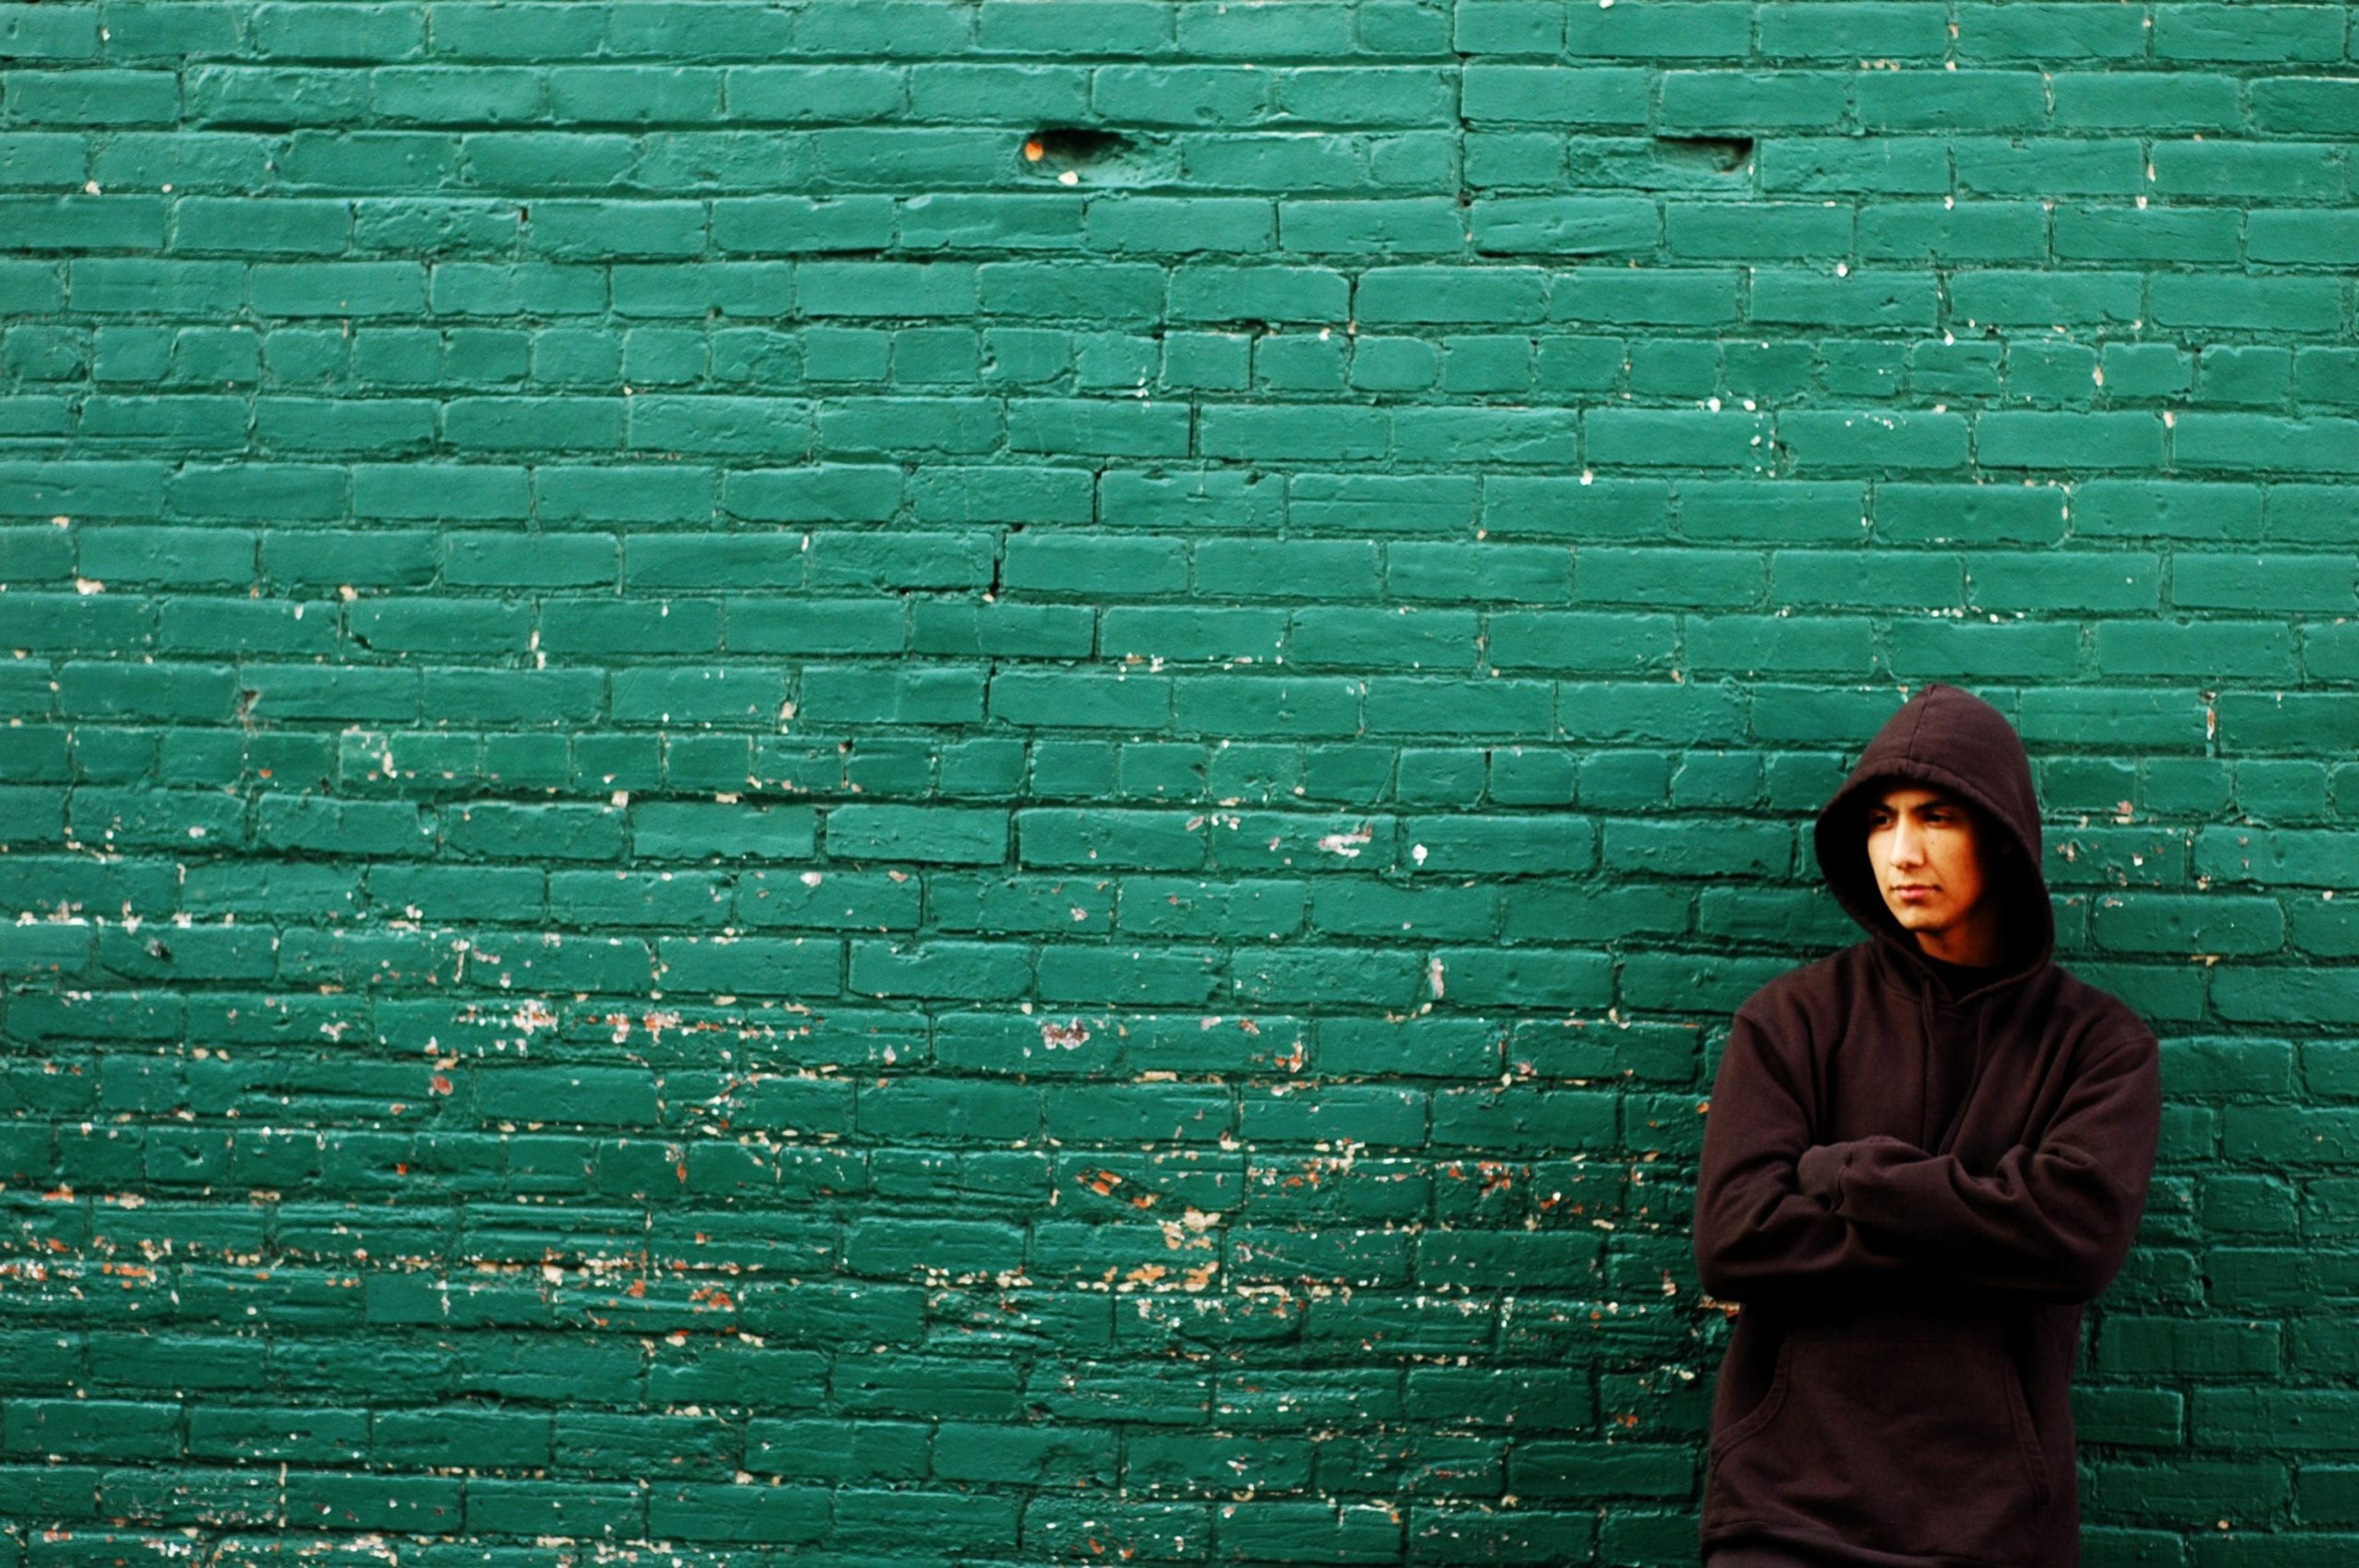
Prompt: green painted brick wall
<box><xmin>1</xmin><ymin>0</ymin><xmax>2356</xmax><ymax>1562</ymax></box>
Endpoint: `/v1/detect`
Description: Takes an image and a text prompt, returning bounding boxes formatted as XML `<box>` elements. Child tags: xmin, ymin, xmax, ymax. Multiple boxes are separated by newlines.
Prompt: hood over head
<box><xmin>1812</xmin><ymin>683</ymin><xmax>2052</xmax><ymax>982</ymax></box>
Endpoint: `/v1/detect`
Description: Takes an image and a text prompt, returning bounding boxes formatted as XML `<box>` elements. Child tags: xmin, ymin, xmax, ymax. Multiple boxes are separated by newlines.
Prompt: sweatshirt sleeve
<box><xmin>1809</xmin><ymin>1026</ymin><xmax>2161</xmax><ymax>1303</ymax></box>
<box><xmin>1692</xmin><ymin>1002</ymin><xmax>1922</xmax><ymax>1306</ymax></box>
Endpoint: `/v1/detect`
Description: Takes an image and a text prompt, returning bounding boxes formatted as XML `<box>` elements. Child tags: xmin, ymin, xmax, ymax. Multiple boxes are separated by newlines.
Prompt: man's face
<box><xmin>1864</xmin><ymin>786</ymin><xmax>1987</xmax><ymax>941</ymax></box>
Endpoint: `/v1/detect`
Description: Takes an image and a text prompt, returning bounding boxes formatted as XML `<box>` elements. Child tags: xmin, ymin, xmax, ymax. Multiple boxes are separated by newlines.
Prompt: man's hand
<box><xmin>1798</xmin><ymin>1136</ymin><xmax>1922</xmax><ymax>1210</ymax></box>
<box><xmin>1797</xmin><ymin>1142</ymin><xmax>1846</xmax><ymax>1206</ymax></box>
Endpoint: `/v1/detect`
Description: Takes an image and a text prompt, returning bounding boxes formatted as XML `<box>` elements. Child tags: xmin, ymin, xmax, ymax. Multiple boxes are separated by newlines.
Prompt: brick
<box><xmin>1006</xmin><ymin>397</ymin><xmax>1189</xmax><ymax>458</ymax></box>
<box><xmin>1761</xmin><ymin>2</ymin><xmax>1948</xmax><ymax>58</ymax></box>
<box><xmin>2095</xmin><ymin>620</ymin><xmax>2294</xmax><ymax>682</ymax></box>
<box><xmin>820</xmin><ymin>806</ymin><xmax>1000</xmax><ymax>865</ymax></box>
<box><xmin>1955</xmin><ymin>136</ymin><xmax>2145</xmax><ymax>196</ymax></box>
<box><xmin>648</xmin><ymin>1482</ymin><xmax>828</xmax><ymax>1544</ymax></box>
<box><xmin>2196</xmin><ymin>1391</ymin><xmax>2359</xmax><ymax>1450</ymax></box>
<box><xmin>1659</xmin><ymin>71</ymin><xmax>1852</xmax><ymax>131</ymax></box>
<box><xmin>2054</xmin><ymin>206</ymin><xmax>2238</xmax><ymax>265</ymax></box>
<box><xmin>1199</xmin><ymin>404</ymin><xmax>1387</xmax><ymax>460</ymax></box>
<box><xmin>1473</xmin><ymin>196</ymin><xmax>1656</xmax><ymax>256</ymax></box>
<box><xmin>0</xmin><ymin>6</ymin><xmax>102</xmax><ymax>58</ymax></box>
<box><xmin>2052</xmin><ymin>72</ymin><xmax>2240</xmax><ymax>131</ymax></box>
<box><xmin>1563</xmin><ymin>2</ymin><xmax>1753</xmax><ymax>58</ymax></box>
<box><xmin>1366</xmin><ymin>674</ymin><xmax>1554</xmax><ymax>732</ymax></box>
<box><xmin>4</xmin><ymin>69</ymin><xmax>179</xmax><ymax>125</ymax></box>
<box><xmin>2170</xmin><ymin>554</ymin><xmax>2359</xmax><ymax>613</ymax></box>
<box><xmin>1461</xmin><ymin>65</ymin><xmax>1649</xmax><ymax>125</ymax></box>
<box><xmin>1281</xmin><ymin>198</ymin><xmax>1468</xmax><ymax>256</ymax></box>
<box><xmin>1959</xmin><ymin>4</ymin><xmax>2151</xmax><ymax>59</ymax></box>
<box><xmin>1669</xmin><ymin>201</ymin><xmax>1848</xmax><ymax>260</ymax></box>
<box><xmin>2153</xmin><ymin>4</ymin><xmax>2345</xmax><ymax>62</ymax></box>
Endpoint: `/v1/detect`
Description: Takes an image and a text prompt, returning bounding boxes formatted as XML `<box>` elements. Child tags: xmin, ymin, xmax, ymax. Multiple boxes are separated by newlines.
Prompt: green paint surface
<box><xmin>1</xmin><ymin>1</ymin><xmax>2355</xmax><ymax>1562</ymax></box>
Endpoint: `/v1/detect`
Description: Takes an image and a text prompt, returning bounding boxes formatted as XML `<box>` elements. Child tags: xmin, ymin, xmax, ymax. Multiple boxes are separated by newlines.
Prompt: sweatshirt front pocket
<box><xmin>1707</xmin><ymin>1332</ymin><xmax>1793</xmax><ymax>1458</ymax></box>
<box><xmin>1707</xmin><ymin>1327</ymin><xmax>2049</xmax><ymax>1566</ymax></box>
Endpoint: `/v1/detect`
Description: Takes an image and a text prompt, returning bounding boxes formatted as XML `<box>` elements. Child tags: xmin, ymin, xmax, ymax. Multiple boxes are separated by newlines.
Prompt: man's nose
<box><xmin>1888</xmin><ymin>823</ymin><xmax>1925</xmax><ymax>866</ymax></box>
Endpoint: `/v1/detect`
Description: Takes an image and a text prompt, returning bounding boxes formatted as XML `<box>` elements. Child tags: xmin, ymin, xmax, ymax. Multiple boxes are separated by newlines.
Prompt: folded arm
<box><xmin>1692</xmin><ymin>1005</ymin><xmax>1923</xmax><ymax>1306</ymax></box>
<box><xmin>1797</xmin><ymin>1029</ymin><xmax>2161</xmax><ymax>1302</ymax></box>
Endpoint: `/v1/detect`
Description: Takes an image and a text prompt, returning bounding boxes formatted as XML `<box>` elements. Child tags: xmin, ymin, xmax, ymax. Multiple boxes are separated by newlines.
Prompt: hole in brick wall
<box><xmin>1025</xmin><ymin>128</ymin><xmax>1130</xmax><ymax>164</ymax></box>
<box><xmin>1022</xmin><ymin>127</ymin><xmax>1135</xmax><ymax>182</ymax></box>
<box><xmin>1654</xmin><ymin>136</ymin><xmax>1754</xmax><ymax>173</ymax></box>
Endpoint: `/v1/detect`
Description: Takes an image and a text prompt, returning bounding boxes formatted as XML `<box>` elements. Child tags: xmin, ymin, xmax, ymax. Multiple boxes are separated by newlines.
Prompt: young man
<box><xmin>1693</xmin><ymin>683</ymin><xmax>2162</xmax><ymax>1568</ymax></box>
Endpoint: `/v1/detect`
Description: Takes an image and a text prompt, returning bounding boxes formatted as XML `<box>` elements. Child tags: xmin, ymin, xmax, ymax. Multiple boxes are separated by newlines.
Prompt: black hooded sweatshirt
<box><xmin>1694</xmin><ymin>684</ymin><xmax>2162</xmax><ymax>1568</ymax></box>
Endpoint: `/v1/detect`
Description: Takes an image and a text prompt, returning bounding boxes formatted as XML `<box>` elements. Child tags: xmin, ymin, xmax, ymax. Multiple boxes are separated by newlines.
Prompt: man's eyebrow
<box><xmin>1868</xmin><ymin>792</ymin><xmax>1961</xmax><ymax>812</ymax></box>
